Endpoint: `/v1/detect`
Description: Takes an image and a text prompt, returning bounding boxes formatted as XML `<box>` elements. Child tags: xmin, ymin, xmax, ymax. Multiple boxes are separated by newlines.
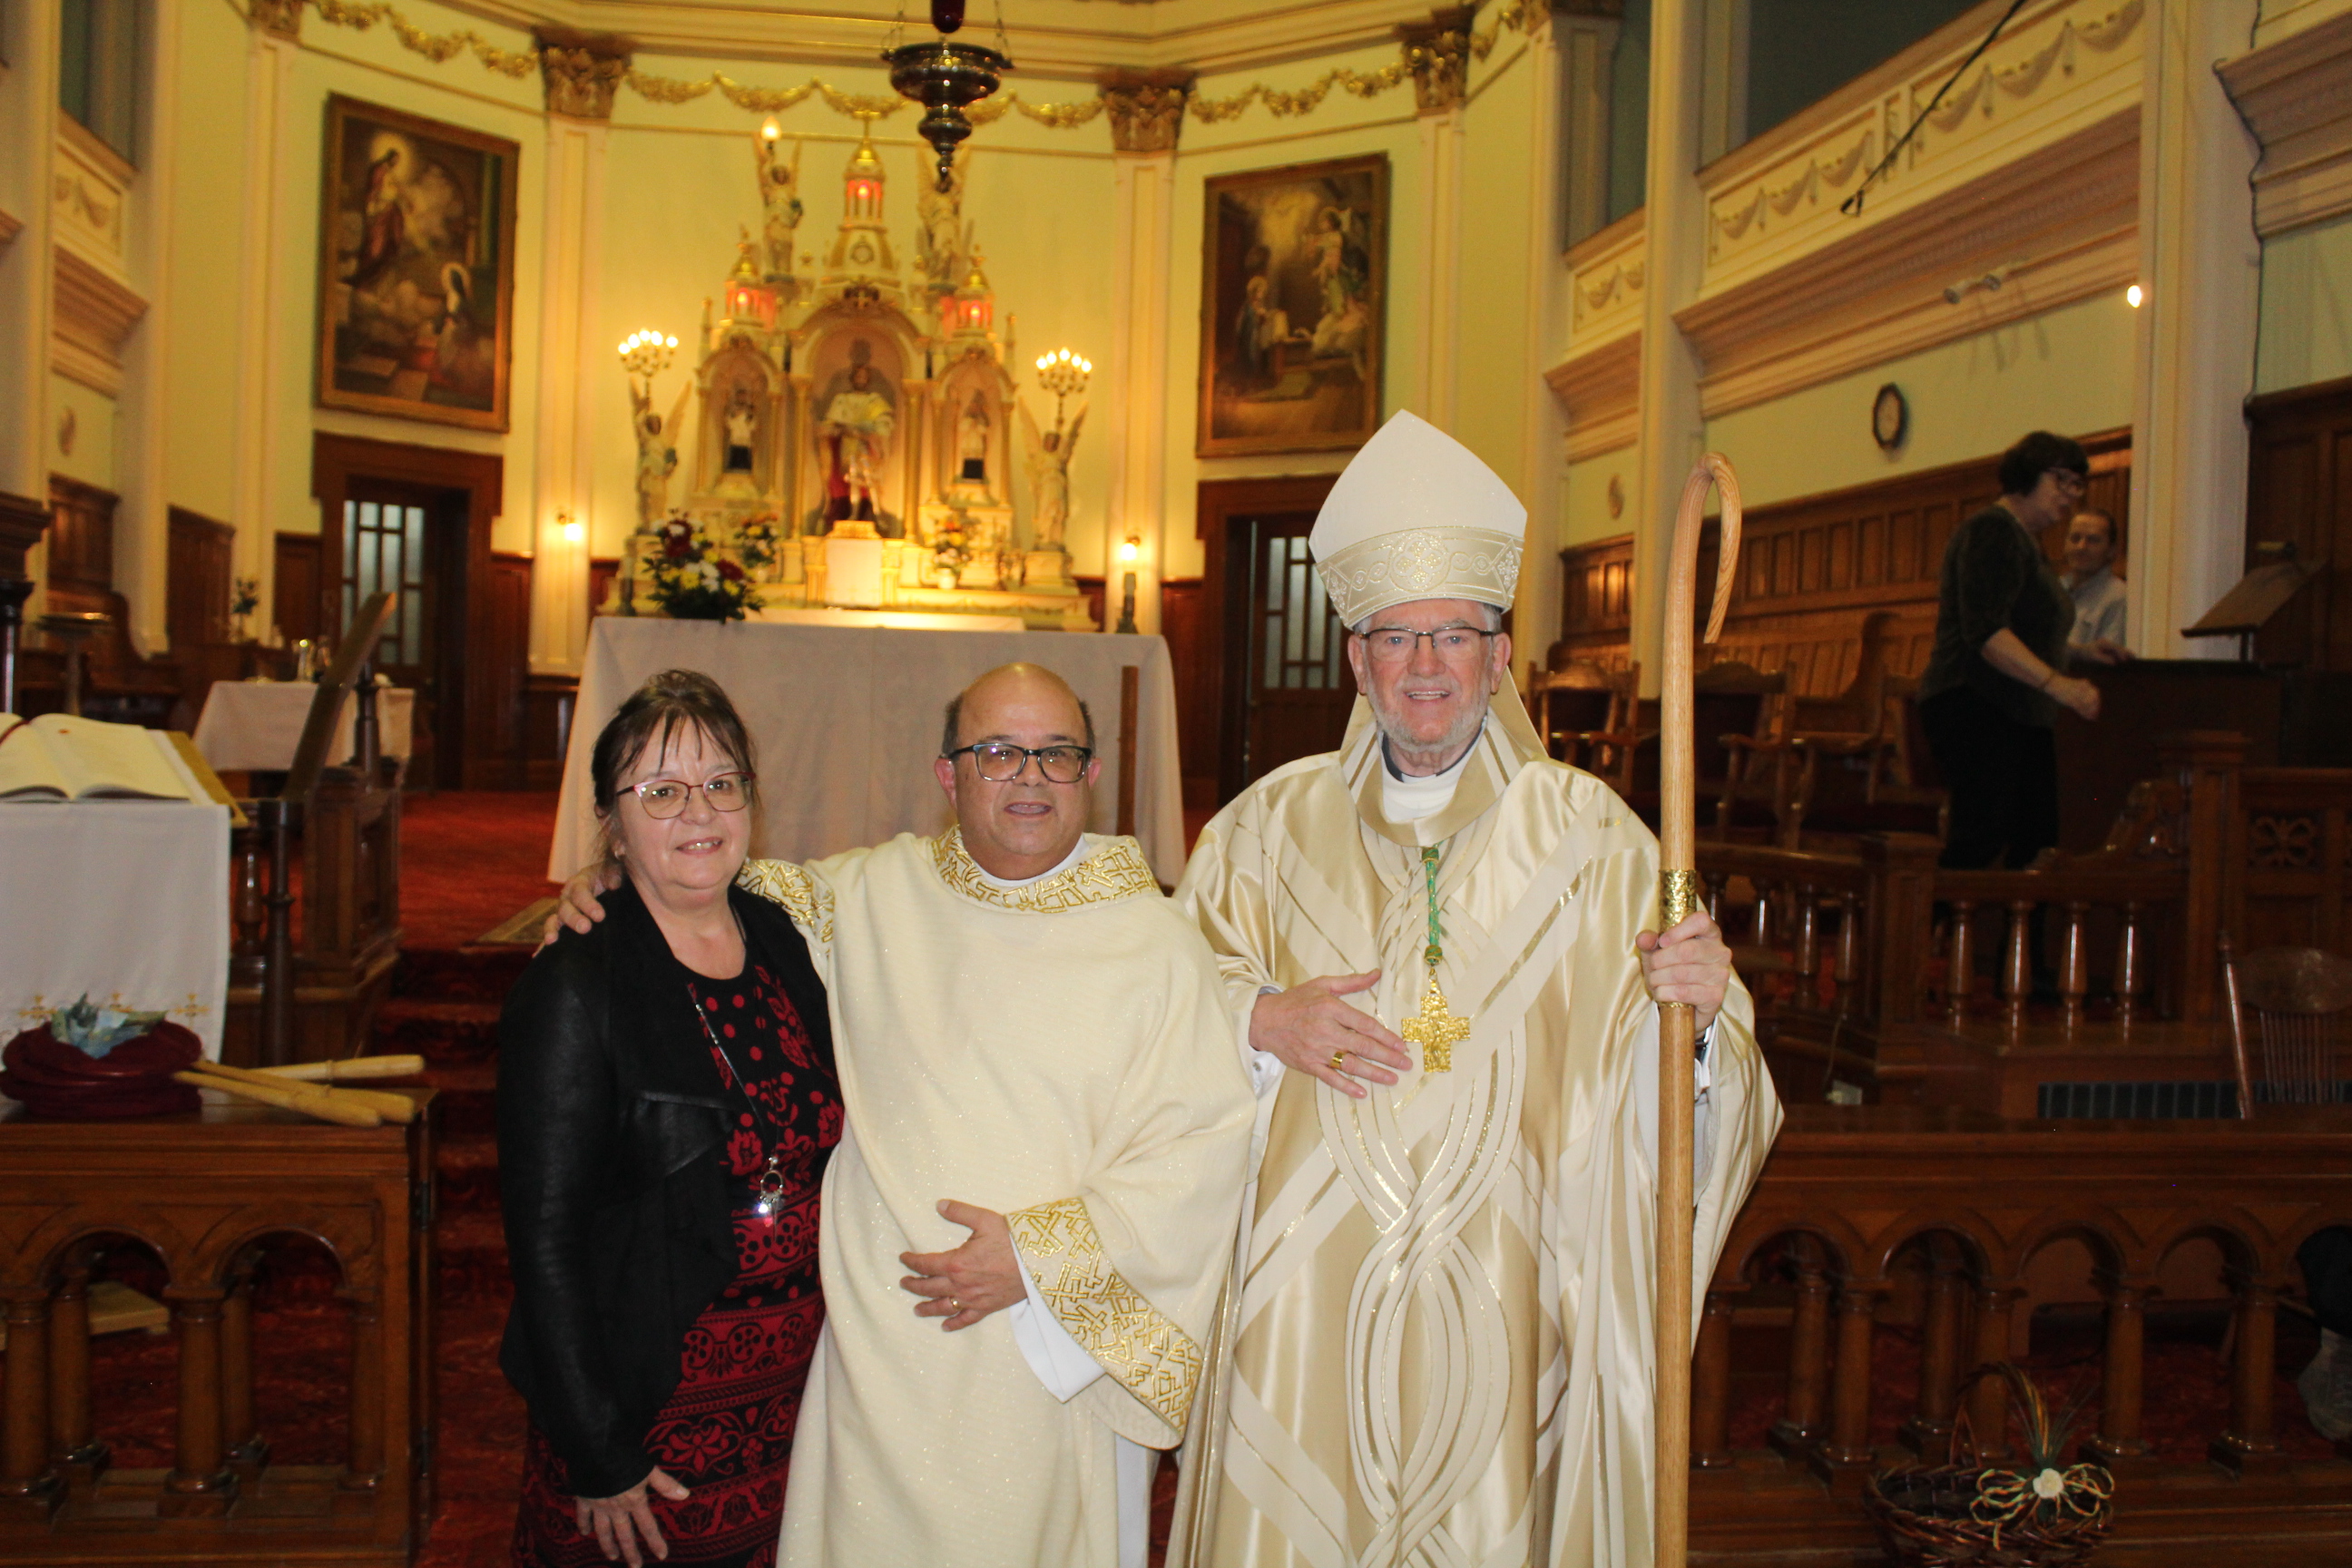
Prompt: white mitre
<box><xmin>1310</xmin><ymin>409</ymin><xmax>1526</xmax><ymax>625</ymax></box>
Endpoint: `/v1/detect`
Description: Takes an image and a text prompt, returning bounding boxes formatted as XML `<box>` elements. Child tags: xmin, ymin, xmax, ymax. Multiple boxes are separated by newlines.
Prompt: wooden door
<box><xmin>337</xmin><ymin>477</ymin><xmax>467</xmax><ymax>789</ymax></box>
<box><xmin>1230</xmin><ymin>510</ymin><xmax>1355</xmax><ymax>789</ymax></box>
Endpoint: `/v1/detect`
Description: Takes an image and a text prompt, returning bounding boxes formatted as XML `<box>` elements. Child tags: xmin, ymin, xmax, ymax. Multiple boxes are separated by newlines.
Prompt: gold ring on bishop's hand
<box><xmin>950</xmin><ymin>1297</ymin><xmax>961</xmax><ymax>1312</ymax></box>
<box><xmin>1328</xmin><ymin>1050</ymin><xmax>1348</xmax><ymax>1071</ymax></box>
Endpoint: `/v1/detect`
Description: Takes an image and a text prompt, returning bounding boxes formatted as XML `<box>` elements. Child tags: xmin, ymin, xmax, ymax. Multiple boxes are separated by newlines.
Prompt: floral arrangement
<box><xmin>231</xmin><ymin>576</ymin><xmax>261</xmax><ymax>619</ymax></box>
<box><xmin>734</xmin><ymin>514</ymin><xmax>783</xmax><ymax>575</ymax></box>
<box><xmin>647</xmin><ymin>514</ymin><xmax>760</xmax><ymax>622</ymax></box>
<box><xmin>931</xmin><ymin>515</ymin><xmax>973</xmax><ymax>577</ymax></box>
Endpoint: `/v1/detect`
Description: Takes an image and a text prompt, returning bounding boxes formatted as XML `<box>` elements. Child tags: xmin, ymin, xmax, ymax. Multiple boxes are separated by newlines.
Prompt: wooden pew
<box><xmin>1690</xmin><ymin>1105</ymin><xmax>2352</xmax><ymax>1563</ymax></box>
<box><xmin>0</xmin><ymin>1094</ymin><xmax>434</xmax><ymax>1565</ymax></box>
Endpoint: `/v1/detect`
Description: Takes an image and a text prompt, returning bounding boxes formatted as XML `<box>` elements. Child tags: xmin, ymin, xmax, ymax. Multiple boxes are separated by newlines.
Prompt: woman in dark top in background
<box><xmin>501</xmin><ymin>670</ymin><xmax>839</xmax><ymax>1568</ymax></box>
<box><xmin>1916</xmin><ymin>431</ymin><xmax>2106</xmax><ymax>870</ymax></box>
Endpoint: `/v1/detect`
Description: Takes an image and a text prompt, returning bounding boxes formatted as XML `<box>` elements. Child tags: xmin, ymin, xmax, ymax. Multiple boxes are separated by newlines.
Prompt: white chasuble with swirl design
<box><xmin>739</xmin><ymin>831</ymin><xmax>1257</xmax><ymax>1568</ymax></box>
<box><xmin>1167</xmin><ymin>700</ymin><xmax>1782</xmax><ymax>1568</ymax></box>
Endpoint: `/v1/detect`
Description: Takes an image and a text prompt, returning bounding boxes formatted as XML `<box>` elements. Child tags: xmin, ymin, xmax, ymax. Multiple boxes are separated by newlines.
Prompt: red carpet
<box><xmin>69</xmin><ymin>789</ymin><xmax>2346</xmax><ymax>1566</ymax></box>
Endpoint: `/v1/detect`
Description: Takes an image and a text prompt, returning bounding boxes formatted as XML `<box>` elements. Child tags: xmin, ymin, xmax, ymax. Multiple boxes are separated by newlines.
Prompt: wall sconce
<box><xmin>1116</xmin><ymin>536</ymin><xmax>1141</xmax><ymax>635</ymax></box>
<box><xmin>560</xmin><ymin>514</ymin><xmax>585</xmax><ymax>544</ymax></box>
<box><xmin>2126</xmin><ymin>283</ymin><xmax>2144</xmax><ymax>309</ymax></box>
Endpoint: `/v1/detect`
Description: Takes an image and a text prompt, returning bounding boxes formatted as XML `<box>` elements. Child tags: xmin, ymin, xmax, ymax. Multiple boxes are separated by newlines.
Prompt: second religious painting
<box><xmin>316</xmin><ymin>94</ymin><xmax>519</xmax><ymax>432</ymax></box>
<box><xmin>1197</xmin><ymin>153</ymin><xmax>1387</xmax><ymax>457</ymax></box>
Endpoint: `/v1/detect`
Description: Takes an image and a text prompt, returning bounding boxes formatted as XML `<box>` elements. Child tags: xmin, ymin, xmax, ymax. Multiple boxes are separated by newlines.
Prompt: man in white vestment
<box><xmin>1167</xmin><ymin>411</ymin><xmax>1783</xmax><ymax>1568</ymax></box>
<box><xmin>554</xmin><ymin>664</ymin><xmax>1253</xmax><ymax>1568</ymax></box>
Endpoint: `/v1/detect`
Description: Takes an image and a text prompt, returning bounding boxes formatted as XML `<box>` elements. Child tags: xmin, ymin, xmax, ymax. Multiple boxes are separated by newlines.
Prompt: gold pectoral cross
<box><xmin>1402</xmin><ymin>970</ymin><xmax>1470</xmax><ymax>1073</ymax></box>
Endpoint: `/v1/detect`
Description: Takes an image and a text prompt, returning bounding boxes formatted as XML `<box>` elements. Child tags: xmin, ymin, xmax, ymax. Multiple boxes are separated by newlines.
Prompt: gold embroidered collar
<box><xmin>930</xmin><ymin>828</ymin><xmax>1160</xmax><ymax>911</ymax></box>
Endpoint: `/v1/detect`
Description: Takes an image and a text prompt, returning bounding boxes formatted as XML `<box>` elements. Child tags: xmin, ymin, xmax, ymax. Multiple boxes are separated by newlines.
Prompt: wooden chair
<box><xmin>1728</xmin><ymin>613</ymin><xmax>1945</xmax><ymax>848</ymax></box>
<box><xmin>2222</xmin><ymin>935</ymin><xmax>2352</xmax><ymax>1111</ymax></box>
<box><xmin>1609</xmin><ymin>659</ymin><xmax>1789</xmax><ymax>836</ymax></box>
<box><xmin>1526</xmin><ymin>657</ymin><xmax>1639</xmax><ymax>792</ymax></box>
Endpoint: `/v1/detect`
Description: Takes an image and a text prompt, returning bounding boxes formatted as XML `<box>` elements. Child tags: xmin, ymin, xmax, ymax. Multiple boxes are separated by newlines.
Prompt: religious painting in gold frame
<box><xmin>315</xmin><ymin>95</ymin><xmax>519</xmax><ymax>432</ymax></box>
<box><xmin>1197</xmin><ymin>153</ymin><xmax>1387</xmax><ymax>457</ymax></box>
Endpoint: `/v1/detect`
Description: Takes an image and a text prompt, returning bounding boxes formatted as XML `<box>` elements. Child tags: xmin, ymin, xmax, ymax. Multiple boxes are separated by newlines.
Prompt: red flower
<box><xmin>718</xmin><ymin>558</ymin><xmax>745</xmax><ymax>583</ymax></box>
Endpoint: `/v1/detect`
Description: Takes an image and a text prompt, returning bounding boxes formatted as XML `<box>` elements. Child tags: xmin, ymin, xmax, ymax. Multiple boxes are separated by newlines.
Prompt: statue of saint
<box><xmin>818</xmin><ymin>348</ymin><xmax>897</xmax><ymax>524</ymax></box>
<box><xmin>956</xmin><ymin>391</ymin><xmax>991</xmax><ymax>486</ymax></box>
<box><xmin>753</xmin><ymin>132</ymin><xmax>804</xmax><ymax>279</ymax></box>
<box><xmin>723</xmin><ymin>387</ymin><xmax>760</xmax><ymax>474</ymax></box>
<box><xmin>1018</xmin><ymin>397</ymin><xmax>1085</xmax><ymax>551</ymax></box>
<box><xmin>914</xmin><ymin>148</ymin><xmax>968</xmax><ymax>295</ymax></box>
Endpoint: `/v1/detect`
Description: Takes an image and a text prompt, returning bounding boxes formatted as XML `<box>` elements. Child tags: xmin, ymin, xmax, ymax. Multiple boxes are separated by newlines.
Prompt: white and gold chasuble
<box><xmin>1168</xmin><ymin>700</ymin><xmax>1781</xmax><ymax>1568</ymax></box>
<box><xmin>740</xmin><ymin>830</ymin><xmax>1256</xmax><ymax>1568</ymax></box>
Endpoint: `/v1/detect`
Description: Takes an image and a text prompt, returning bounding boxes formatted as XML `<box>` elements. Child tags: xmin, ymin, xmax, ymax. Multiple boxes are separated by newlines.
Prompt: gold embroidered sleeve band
<box><xmin>1008</xmin><ymin>1196</ymin><xmax>1206</xmax><ymax>1435</ymax></box>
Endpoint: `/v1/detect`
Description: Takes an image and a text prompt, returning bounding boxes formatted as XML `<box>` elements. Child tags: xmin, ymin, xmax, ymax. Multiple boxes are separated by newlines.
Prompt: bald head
<box><xmin>940</xmin><ymin>663</ymin><xmax>1095</xmax><ymax>758</ymax></box>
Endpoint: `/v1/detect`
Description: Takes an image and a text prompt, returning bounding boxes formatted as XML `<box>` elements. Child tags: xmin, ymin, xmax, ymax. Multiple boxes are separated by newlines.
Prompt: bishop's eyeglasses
<box><xmin>627</xmin><ymin>772</ymin><xmax>754</xmax><ymax>818</ymax></box>
<box><xmin>1357</xmin><ymin>624</ymin><xmax>1500</xmax><ymax>664</ymax></box>
<box><xmin>944</xmin><ymin>742</ymin><xmax>1095</xmax><ymax>783</ymax></box>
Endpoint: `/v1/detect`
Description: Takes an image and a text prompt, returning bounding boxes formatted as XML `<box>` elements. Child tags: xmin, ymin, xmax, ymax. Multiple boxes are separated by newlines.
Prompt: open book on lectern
<box><xmin>0</xmin><ymin>712</ymin><xmax>228</xmax><ymax>806</ymax></box>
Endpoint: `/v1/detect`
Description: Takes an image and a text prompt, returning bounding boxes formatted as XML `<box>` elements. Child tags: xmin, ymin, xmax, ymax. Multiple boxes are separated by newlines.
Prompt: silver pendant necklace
<box><xmin>688</xmin><ymin>912</ymin><xmax>787</xmax><ymax>1221</ymax></box>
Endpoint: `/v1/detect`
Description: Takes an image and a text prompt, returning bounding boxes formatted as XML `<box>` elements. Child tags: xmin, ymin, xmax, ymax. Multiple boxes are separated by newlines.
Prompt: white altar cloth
<box><xmin>193</xmin><ymin>681</ymin><xmax>415</xmax><ymax>772</ymax></box>
<box><xmin>551</xmin><ymin>618</ymin><xmax>1187</xmax><ymax>884</ymax></box>
<box><xmin>750</xmin><ymin>605</ymin><xmax>1024</xmax><ymax>632</ymax></box>
<box><xmin>0</xmin><ymin>799</ymin><xmax>230</xmax><ymax>1058</ymax></box>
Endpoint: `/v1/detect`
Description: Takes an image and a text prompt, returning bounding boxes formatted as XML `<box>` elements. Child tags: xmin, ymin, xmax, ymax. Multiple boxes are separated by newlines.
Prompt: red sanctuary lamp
<box><xmin>884</xmin><ymin>0</ymin><xmax>1010</xmax><ymax>192</ymax></box>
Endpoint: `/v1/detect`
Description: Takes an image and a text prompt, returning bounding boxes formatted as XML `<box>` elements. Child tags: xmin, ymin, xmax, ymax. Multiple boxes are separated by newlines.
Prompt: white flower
<box><xmin>2032</xmin><ymin>1467</ymin><xmax>2064</xmax><ymax>1501</ymax></box>
<box><xmin>700</xmin><ymin>561</ymin><xmax>720</xmax><ymax>585</ymax></box>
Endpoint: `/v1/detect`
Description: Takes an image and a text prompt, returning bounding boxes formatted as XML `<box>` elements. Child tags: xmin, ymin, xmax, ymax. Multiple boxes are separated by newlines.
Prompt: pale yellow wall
<box><xmin>2255</xmin><ymin>212</ymin><xmax>2352</xmax><ymax>396</ymax></box>
<box><xmin>50</xmin><ymin>375</ymin><xmax>118</xmax><ymax>490</ymax></box>
<box><xmin>161</xmin><ymin>0</ymin><xmax>250</xmax><ymax>524</ymax></box>
<box><xmin>1564</xmin><ymin>448</ymin><xmax>1633</xmax><ymax>546</ymax></box>
<box><xmin>1455</xmin><ymin>36</ymin><xmax>1541</xmax><ymax>499</ymax></box>
<box><xmin>1161</xmin><ymin>45</ymin><xmax>1436</xmax><ymax>583</ymax></box>
<box><xmin>1703</xmin><ymin>289</ymin><xmax>2140</xmax><ymax>507</ymax></box>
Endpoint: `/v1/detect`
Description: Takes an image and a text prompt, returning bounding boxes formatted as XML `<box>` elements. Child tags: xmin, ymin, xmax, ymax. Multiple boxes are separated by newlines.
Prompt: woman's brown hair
<box><xmin>589</xmin><ymin>669</ymin><xmax>759</xmax><ymax>862</ymax></box>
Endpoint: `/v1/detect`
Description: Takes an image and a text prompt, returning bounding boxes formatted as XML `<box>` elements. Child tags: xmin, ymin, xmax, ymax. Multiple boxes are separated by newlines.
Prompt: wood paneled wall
<box><xmin>2248</xmin><ymin>374</ymin><xmax>2352</xmax><ymax>670</ymax></box>
<box><xmin>1552</xmin><ymin>431</ymin><xmax>2132</xmax><ymax>694</ymax></box>
<box><xmin>166</xmin><ymin>506</ymin><xmax>235</xmax><ymax>651</ymax></box>
<box><xmin>43</xmin><ymin>475</ymin><xmax>116</xmax><ymax>614</ymax></box>
<box><xmin>477</xmin><ymin>552</ymin><xmax>534</xmax><ymax>789</ymax></box>
<box><xmin>272</xmin><ymin>533</ymin><xmax>321</xmax><ymax>646</ymax></box>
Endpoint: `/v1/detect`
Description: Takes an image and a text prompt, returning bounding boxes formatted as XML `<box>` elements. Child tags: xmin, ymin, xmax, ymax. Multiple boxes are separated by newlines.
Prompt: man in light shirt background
<box><xmin>2063</xmin><ymin>507</ymin><xmax>2132</xmax><ymax>665</ymax></box>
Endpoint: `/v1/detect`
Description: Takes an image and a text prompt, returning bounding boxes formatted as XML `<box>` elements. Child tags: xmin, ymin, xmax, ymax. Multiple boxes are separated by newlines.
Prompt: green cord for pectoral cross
<box><xmin>1422</xmin><ymin>843</ymin><xmax>1445</xmax><ymax>968</ymax></box>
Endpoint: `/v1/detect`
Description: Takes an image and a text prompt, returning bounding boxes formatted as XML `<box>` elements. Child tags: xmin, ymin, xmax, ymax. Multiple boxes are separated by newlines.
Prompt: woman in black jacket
<box><xmin>1916</xmin><ymin>430</ymin><xmax>2106</xmax><ymax>870</ymax></box>
<box><xmin>501</xmin><ymin>670</ymin><xmax>838</xmax><ymax>1568</ymax></box>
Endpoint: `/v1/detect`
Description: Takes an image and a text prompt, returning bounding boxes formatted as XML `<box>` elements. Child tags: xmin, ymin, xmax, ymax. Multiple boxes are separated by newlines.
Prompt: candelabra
<box><xmin>620</xmin><ymin>329</ymin><xmax>678</xmax><ymax>389</ymax></box>
<box><xmin>1035</xmin><ymin>348</ymin><xmax>1091</xmax><ymax>434</ymax></box>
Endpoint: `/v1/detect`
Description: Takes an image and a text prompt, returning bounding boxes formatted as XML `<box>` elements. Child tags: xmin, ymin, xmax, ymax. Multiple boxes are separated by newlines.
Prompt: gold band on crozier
<box><xmin>1660</xmin><ymin>868</ymin><xmax>1702</xmax><ymax>926</ymax></box>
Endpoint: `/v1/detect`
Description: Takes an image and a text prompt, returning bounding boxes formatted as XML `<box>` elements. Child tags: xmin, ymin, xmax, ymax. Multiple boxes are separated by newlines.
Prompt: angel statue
<box><xmin>629</xmin><ymin>375</ymin><xmax>692</xmax><ymax>530</ymax></box>
<box><xmin>753</xmin><ymin>130</ymin><xmax>805</xmax><ymax>279</ymax></box>
<box><xmin>1018</xmin><ymin>397</ymin><xmax>1086</xmax><ymax>551</ymax></box>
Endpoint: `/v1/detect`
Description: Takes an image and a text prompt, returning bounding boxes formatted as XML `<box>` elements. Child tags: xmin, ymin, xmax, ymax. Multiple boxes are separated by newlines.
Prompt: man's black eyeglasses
<box><xmin>944</xmin><ymin>742</ymin><xmax>1094</xmax><ymax>783</ymax></box>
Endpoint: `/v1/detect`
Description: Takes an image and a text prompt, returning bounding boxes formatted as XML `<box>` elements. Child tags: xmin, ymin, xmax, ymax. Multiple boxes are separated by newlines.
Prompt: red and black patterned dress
<box><xmin>514</xmin><ymin>938</ymin><xmax>841</xmax><ymax>1568</ymax></box>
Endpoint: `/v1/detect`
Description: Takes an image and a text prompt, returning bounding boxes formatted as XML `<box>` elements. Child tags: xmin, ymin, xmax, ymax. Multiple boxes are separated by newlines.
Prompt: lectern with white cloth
<box><xmin>550</xmin><ymin>618</ymin><xmax>1187</xmax><ymax>883</ymax></box>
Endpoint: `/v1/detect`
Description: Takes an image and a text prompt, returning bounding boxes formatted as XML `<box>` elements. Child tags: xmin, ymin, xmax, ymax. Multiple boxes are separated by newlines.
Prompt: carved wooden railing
<box><xmin>1689</xmin><ymin>1107</ymin><xmax>2352</xmax><ymax>1563</ymax></box>
<box><xmin>0</xmin><ymin>1097</ymin><xmax>433</xmax><ymax>1566</ymax></box>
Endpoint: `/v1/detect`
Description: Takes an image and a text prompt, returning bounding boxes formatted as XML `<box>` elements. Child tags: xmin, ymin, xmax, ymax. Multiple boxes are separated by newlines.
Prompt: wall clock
<box><xmin>1872</xmin><ymin>383</ymin><xmax>1907</xmax><ymax>451</ymax></box>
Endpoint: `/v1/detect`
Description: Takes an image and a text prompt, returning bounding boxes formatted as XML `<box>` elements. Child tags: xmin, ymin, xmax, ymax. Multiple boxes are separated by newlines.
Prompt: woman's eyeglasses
<box><xmin>628</xmin><ymin>773</ymin><xmax>754</xmax><ymax>818</ymax></box>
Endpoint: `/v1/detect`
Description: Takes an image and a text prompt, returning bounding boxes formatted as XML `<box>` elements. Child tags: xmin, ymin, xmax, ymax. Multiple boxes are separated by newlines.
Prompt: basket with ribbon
<box><xmin>1864</xmin><ymin>1362</ymin><xmax>2114</xmax><ymax>1567</ymax></box>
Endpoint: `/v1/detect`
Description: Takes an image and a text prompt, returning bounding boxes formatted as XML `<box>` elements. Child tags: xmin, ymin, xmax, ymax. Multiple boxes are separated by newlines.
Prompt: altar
<box><xmin>549</xmin><ymin>617</ymin><xmax>1189</xmax><ymax>884</ymax></box>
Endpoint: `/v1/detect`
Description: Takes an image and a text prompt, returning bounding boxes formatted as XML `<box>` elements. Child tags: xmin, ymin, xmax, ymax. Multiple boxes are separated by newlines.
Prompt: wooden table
<box><xmin>0</xmin><ymin>1095</ymin><xmax>434</xmax><ymax>1566</ymax></box>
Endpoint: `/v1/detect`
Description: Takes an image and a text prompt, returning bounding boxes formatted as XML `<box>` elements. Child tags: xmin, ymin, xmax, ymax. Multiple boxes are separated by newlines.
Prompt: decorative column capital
<box><xmin>534</xmin><ymin>27</ymin><xmax>634</xmax><ymax>121</ymax></box>
<box><xmin>248</xmin><ymin>0</ymin><xmax>303</xmax><ymax>41</ymax></box>
<box><xmin>1098</xmin><ymin>70</ymin><xmax>1195</xmax><ymax>154</ymax></box>
<box><xmin>1398</xmin><ymin>7</ymin><xmax>1475</xmax><ymax>114</ymax></box>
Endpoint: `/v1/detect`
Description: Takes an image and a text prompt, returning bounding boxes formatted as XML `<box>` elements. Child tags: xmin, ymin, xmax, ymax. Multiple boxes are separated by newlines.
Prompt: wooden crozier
<box><xmin>1654</xmin><ymin>454</ymin><xmax>1742</xmax><ymax>1568</ymax></box>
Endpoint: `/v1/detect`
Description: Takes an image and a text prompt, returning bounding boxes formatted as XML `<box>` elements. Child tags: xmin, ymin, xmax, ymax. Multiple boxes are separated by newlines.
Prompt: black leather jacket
<box><xmin>495</xmin><ymin>878</ymin><xmax>831</xmax><ymax>1497</ymax></box>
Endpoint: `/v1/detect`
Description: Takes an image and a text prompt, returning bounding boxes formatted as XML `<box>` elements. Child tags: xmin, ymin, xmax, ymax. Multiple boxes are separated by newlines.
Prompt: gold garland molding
<box><xmin>299</xmin><ymin>0</ymin><xmax>1541</xmax><ymax>132</ymax></box>
<box><xmin>309</xmin><ymin>0</ymin><xmax>539</xmax><ymax>78</ymax></box>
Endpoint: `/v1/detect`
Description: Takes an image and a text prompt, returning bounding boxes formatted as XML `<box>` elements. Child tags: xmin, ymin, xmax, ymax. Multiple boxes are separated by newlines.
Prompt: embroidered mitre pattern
<box><xmin>1007</xmin><ymin>1196</ymin><xmax>1202</xmax><ymax>1433</ymax></box>
<box><xmin>735</xmin><ymin>859</ymin><xmax>836</xmax><ymax>946</ymax></box>
<box><xmin>930</xmin><ymin>828</ymin><xmax>1159</xmax><ymax>912</ymax></box>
